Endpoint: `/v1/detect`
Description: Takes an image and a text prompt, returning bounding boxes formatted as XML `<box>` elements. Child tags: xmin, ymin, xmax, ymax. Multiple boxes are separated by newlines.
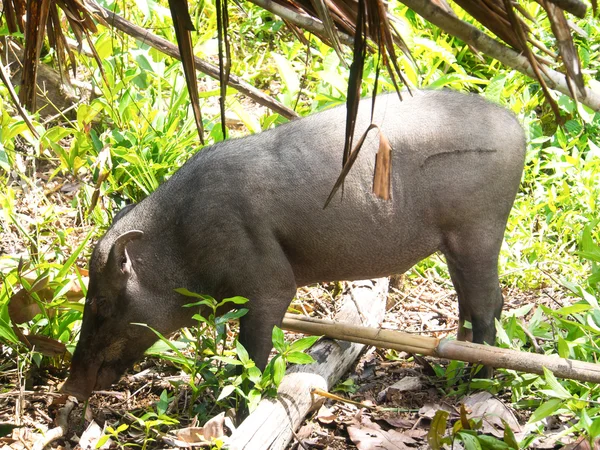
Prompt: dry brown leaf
<box><xmin>175</xmin><ymin>412</ymin><xmax>227</xmax><ymax>445</ymax></box>
<box><xmin>25</xmin><ymin>334</ymin><xmax>66</xmax><ymax>357</ymax></box>
<box><xmin>316</xmin><ymin>405</ymin><xmax>337</xmax><ymax>424</ymax></box>
<box><xmin>378</xmin><ymin>416</ymin><xmax>414</xmax><ymax>429</ymax></box>
<box><xmin>462</xmin><ymin>391</ymin><xmax>521</xmax><ymax>437</ymax></box>
<box><xmin>418</xmin><ymin>402</ymin><xmax>455</xmax><ymax>420</ymax></box>
<box><xmin>296</xmin><ymin>423</ymin><xmax>314</xmax><ymax>440</ymax></box>
<box><xmin>8</xmin><ymin>289</ymin><xmax>42</xmax><ymax>324</ymax></box>
<box><xmin>175</xmin><ymin>427</ymin><xmax>207</xmax><ymax>444</ymax></box>
<box><xmin>202</xmin><ymin>412</ymin><xmax>227</xmax><ymax>440</ymax></box>
<box><xmin>373</xmin><ymin>131</ymin><xmax>392</xmax><ymax>200</ymax></box>
<box><xmin>348</xmin><ymin>420</ymin><xmax>417</xmax><ymax>450</ymax></box>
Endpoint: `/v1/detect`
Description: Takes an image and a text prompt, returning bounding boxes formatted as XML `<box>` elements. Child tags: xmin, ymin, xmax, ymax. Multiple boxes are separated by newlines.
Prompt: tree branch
<box><xmin>400</xmin><ymin>0</ymin><xmax>600</xmax><ymax>110</ymax></box>
<box><xmin>89</xmin><ymin>2</ymin><xmax>299</xmax><ymax>120</ymax></box>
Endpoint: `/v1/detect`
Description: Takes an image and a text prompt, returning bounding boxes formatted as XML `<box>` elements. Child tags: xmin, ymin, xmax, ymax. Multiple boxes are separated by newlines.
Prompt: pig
<box><xmin>61</xmin><ymin>90</ymin><xmax>526</xmax><ymax>400</ymax></box>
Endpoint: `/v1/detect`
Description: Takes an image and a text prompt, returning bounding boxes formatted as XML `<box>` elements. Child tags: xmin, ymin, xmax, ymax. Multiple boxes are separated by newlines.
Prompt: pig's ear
<box><xmin>110</xmin><ymin>230</ymin><xmax>144</xmax><ymax>276</ymax></box>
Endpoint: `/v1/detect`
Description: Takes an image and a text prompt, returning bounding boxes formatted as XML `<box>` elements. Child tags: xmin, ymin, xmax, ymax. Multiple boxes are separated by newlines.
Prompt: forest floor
<box><xmin>0</xmin><ymin>270</ymin><xmax>582</xmax><ymax>450</ymax></box>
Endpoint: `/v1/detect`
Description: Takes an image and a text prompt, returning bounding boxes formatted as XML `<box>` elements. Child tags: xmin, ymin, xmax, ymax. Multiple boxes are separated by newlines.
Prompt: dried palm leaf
<box><xmin>309</xmin><ymin>0</ymin><xmax>347</xmax><ymax>67</ymax></box>
<box><xmin>168</xmin><ymin>0</ymin><xmax>205</xmax><ymax>143</ymax></box>
<box><xmin>502</xmin><ymin>0</ymin><xmax>561</xmax><ymax>119</ymax></box>
<box><xmin>543</xmin><ymin>0</ymin><xmax>586</xmax><ymax>100</ymax></box>
<box><xmin>2</xmin><ymin>0</ymin><xmax>104</xmax><ymax>112</ymax></box>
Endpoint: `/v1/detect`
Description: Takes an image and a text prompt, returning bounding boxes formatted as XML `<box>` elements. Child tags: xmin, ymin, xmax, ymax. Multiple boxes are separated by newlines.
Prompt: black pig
<box><xmin>62</xmin><ymin>91</ymin><xmax>526</xmax><ymax>399</ymax></box>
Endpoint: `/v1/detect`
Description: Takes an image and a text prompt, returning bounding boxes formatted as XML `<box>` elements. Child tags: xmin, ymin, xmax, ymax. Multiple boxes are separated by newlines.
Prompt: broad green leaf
<box><xmin>272</xmin><ymin>53</ymin><xmax>300</xmax><ymax>97</ymax></box>
<box><xmin>217</xmin><ymin>384</ymin><xmax>236</xmax><ymax>401</ymax></box>
<box><xmin>458</xmin><ymin>431</ymin><xmax>482</xmax><ymax>450</ymax></box>
<box><xmin>235</xmin><ymin>340</ymin><xmax>250</xmax><ymax>365</ymax></box>
<box><xmin>590</xmin><ymin>417</ymin><xmax>600</xmax><ymax>439</ymax></box>
<box><xmin>556</xmin><ymin>336</ymin><xmax>570</xmax><ymax>358</ymax></box>
<box><xmin>95</xmin><ymin>435</ymin><xmax>111</xmax><ymax>449</ymax></box>
<box><xmin>216</xmin><ymin>308</ymin><xmax>248</xmax><ymax>324</ymax></box>
<box><xmin>543</xmin><ymin>367</ymin><xmax>572</xmax><ymax>400</ymax></box>
<box><xmin>212</xmin><ymin>356</ymin><xmax>243</xmax><ymax>366</ymax></box>
<box><xmin>217</xmin><ymin>296</ymin><xmax>249</xmax><ymax>307</ymax></box>
<box><xmin>289</xmin><ymin>336</ymin><xmax>320</xmax><ymax>352</ymax></box>
<box><xmin>427</xmin><ymin>410</ymin><xmax>449</xmax><ymax>450</ymax></box>
<box><xmin>286</xmin><ymin>352</ymin><xmax>315</xmax><ymax>365</ymax></box>
<box><xmin>248</xmin><ymin>389</ymin><xmax>261</xmax><ymax>413</ymax></box>
<box><xmin>476</xmin><ymin>434</ymin><xmax>510</xmax><ymax>449</ymax></box>
<box><xmin>273</xmin><ymin>356</ymin><xmax>286</xmax><ymax>386</ymax></box>
<box><xmin>177</xmin><ymin>288</ymin><xmax>212</xmax><ymax>300</ymax></box>
<box><xmin>272</xmin><ymin>326</ymin><xmax>286</xmax><ymax>353</ymax></box>
<box><xmin>247</xmin><ymin>366</ymin><xmax>262</xmax><ymax>384</ymax></box>
<box><xmin>502</xmin><ymin>420</ymin><xmax>519</xmax><ymax>449</ymax></box>
<box><xmin>484</xmin><ymin>74</ymin><xmax>507</xmax><ymax>104</ymax></box>
<box><xmin>527</xmin><ymin>398</ymin><xmax>563</xmax><ymax>423</ymax></box>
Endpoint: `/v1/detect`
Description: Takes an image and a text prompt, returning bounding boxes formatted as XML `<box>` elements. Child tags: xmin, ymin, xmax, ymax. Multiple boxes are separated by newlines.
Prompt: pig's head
<box><xmin>61</xmin><ymin>227</ymin><xmax>190</xmax><ymax>400</ymax></box>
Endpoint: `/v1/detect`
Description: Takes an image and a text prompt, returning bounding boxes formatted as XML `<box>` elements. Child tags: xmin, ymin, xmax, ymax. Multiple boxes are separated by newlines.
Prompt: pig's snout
<box><xmin>60</xmin><ymin>359</ymin><xmax>101</xmax><ymax>400</ymax></box>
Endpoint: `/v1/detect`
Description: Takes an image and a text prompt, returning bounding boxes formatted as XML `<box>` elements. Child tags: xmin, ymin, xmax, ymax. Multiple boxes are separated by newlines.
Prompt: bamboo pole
<box><xmin>282</xmin><ymin>314</ymin><xmax>600</xmax><ymax>384</ymax></box>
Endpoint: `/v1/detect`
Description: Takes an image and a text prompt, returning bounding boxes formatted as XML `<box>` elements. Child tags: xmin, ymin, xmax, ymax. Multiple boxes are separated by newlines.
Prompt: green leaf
<box><xmin>273</xmin><ymin>356</ymin><xmax>286</xmax><ymax>386</ymax></box>
<box><xmin>502</xmin><ymin>420</ymin><xmax>519</xmax><ymax>449</ymax></box>
<box><xmin>527</xmin><ymin>398</ymin><xmax>563</xmax><ymax>423</ymax></box>
<box><xmin>216</xmin><ymin>384</ymin><xmax>236</xmax><ymax>401</ymax></box>
<box><xmin>212</xmin><ymin>356</ymin><xmax>243</xmax><ymax>366</ymax></box>
<box><xmin>0</xmin><ymin>424</ymin><xmax>19</xmax><ymax>438</ymax></box>
<box><xmin>247</xmin><ymin>366</ymin><xmax>262</xmax><ymax>384</ymax></box>
<box><xmin>95</xmin><ymin>434</ymin><xmax>111</xmax><ymax>449</ymax></box>
<box><xmin>285</xmin><ymin>352</ymin><xmax>315</xmax><ymax>365</ymax></box>
<box><xmin>57</xmin><ymin>229</ymin><xmax>94</xmax><ymax>279</ymax></box>
<box><xmin>272</xmin><ymin>326</ymin><xmax>286</xmax><ymax>353</ymax></box>
<box><xmin>248</xmin><ymin>389</ymin><xmax>262</xmax><ymax>413</ymax></box>
<box><xmin>484</xmin><ymin>74</ymin><xmax>507</xmax><ymax>104</ymax></box>
<box><xmin>557</xmin><ymin>336</ymin><xmax>570</xmax><ymax>358</ymax></box>
<box><xmin>235</xmin><ymin>340</ymin><xmax>250</xmax><ymax>366</ymax></box>
<box><xmin>176</xmin><ymin>288</ymin><xmax>212</xmax><ymax>300</ymax></box>
<box><xmin>589</xmin><ymin>417</ymin><xmax>600</xmax><ymax>439</ymax></box>
<box><xmin>543</xmin><ymin>367</ymin><xmax>572</xmax><ymax>400</ymax></box>
<box><xmin>427</xmin><ymin>410</ymin><xmax>449</xmax><ymax>450</ymax></box>
<box><xmin>289</xmin><ymin>336</ymin><xmax>320</xmax><ymax>352</ymax></box>
<box><xmin>272</xmin><ymin>53</ymin><xmax>300</xmax><ymax>97</ymax></box>
<box><xmin>476</xmin><ymin>434</ymin><xmax>510</xmax><ymax>449</ymax></box>
<box><xmin>458</xmin><ymin>431</ymin><xmax>482</xmax><ymax>450</ymax></box>
<box><xmin>217</xmin><ymin>296</ymin><xmax>249</xmax><ymax>307</ymax></box>
<box><xmin>216</xmin><ymin>308</ymin><xmax>248</xmax><ymax>325</ymax></box>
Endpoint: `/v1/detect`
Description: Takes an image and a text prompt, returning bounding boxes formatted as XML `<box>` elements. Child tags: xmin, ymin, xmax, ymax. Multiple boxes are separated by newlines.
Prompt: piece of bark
<box><xmin>227</xmin><ymin>279</ymin><xmax>388</xmax><ymax>450</ymax></box>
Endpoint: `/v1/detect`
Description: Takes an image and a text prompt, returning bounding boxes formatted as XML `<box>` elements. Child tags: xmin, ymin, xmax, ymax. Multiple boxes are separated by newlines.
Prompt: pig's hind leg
<box><xmin>441</xmin><ymin>225</ymin><xmax>505</xmax><ymax>352</ymax></box>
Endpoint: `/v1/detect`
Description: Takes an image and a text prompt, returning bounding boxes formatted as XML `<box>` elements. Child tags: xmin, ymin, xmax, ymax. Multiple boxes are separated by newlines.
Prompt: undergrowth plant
<box><xmin>141</xmin><ymin>292</ymin><xmax>318</xmax><ymax>420</ymax></box>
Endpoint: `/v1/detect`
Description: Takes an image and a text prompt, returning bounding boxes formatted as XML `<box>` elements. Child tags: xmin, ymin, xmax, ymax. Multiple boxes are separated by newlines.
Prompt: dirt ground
<box><xmin>0</xmin><ymin>272</ymin><xmax>582</xmax><ymax>450</ymax></box>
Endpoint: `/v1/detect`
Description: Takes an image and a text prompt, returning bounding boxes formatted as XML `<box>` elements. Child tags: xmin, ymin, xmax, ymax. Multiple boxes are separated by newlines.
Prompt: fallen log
<box><xmin>227</xmin><ymin>279</ymin><xmax>388</xmax><ymax>450</ymax></box>
<box><xmin>281</xmin><ymin>315</ymin><xmax>600</xmax><ymax>384</ymax></box>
